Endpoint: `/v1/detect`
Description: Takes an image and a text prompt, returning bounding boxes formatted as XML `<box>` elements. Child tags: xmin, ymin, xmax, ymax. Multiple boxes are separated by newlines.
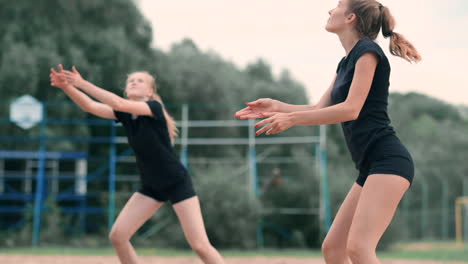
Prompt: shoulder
<box><xmin>352</xmin><ymin>39</ymin><xmax>385</xmax><ymax>62</ymax></box>
<box><xmin>114</xmin><ymin>110</ymin><xmax>131</xmax><ymax>124</ymax></box>
<box><xmin>146</xmin><ymin>100</ymin><xmax>165</xmax><ymax>120</ymax></box>
<box><xmin>357</xmin><ymin>39</ymin><xmax>383</xmax><ymax>51</ymax></box>
<box><xmin>147</xmin><ymin>100</ymin><xmax>163</xmax><ymax>109</ymax></box>
<box><xmin>336</xmin><ymin>57</ymin><xmax>346</xmax><ymax>73</ymax></box>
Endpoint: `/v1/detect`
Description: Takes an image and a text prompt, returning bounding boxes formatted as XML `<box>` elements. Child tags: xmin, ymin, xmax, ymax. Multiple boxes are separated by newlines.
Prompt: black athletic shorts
<box><xmin>357</xmin><ymin>135</ymin><xmax>414</xmax><ymax>186</ymax></box>
<box><xmin>138</xmin><ymin>177</ymin><xmax>196</xmax><ymax>204</ymax></box>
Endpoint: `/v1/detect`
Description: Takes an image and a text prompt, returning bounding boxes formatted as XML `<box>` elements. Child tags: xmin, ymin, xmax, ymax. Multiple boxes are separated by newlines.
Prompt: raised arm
<box><xmin>50</xmin><ymin>67</ymin><xmax>116</xmax><ymax>119</ymax></box>
<box><xmin>61</xmin><ymin>66</ymin><xmax>153</xmax><ymax>116</ymax></box>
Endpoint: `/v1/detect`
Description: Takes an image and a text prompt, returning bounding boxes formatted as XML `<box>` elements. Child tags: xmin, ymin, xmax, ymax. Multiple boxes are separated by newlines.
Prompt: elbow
<box><xmin>109</xmin><ymin>98</ymin><xmax>126</xmax><ymax>111</ymax></box>
<box><xmin>81</xmin><ymin>102</ymin><xmax>93</xmax><ymax>113</ymax></box>
<box><xmin>341</xmin><ymin>100</ymin><xmax>362</xmax><ymax>121</ymax></box>
<box><xmin>346</xmin><ymin>106</ymin><xmax>361</xmax><ymax>121</ymax></box>
<box><xmin>83</xmin><ymin>107</ymin><xmax>91</xmax><ymax>114</ymax></box>
<box><xmin>349</xmin><ymin>111</ymin><xmax>360</xmax><ymax>121</ymax></box>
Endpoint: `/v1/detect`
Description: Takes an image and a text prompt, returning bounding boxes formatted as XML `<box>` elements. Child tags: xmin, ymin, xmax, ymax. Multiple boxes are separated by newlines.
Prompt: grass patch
<box><xmin>381</xmin><ymin>242</ymin><xmax>468</xmax><ymax>262</ymax></box>
<box><xmin>0</xmin><ymin>248</ymin><xmax>320</xmax><ymax>257</ymax></box>
<box><xmin>380</xmin><ymin>249</ymin><xmax>468</xmax><ymax>262</ymax></box>
<box><xmin>0</xmin><ymin>244</ymin><xmax>466</xmax><ymax>262</ymax></box>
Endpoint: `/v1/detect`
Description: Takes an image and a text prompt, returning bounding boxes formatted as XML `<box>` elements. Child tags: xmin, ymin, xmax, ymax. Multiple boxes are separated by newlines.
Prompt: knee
<box><xmin>321</xmin><ymin>240</ymin><xmax>346</xmax><ymax>262</ymax></box>
<box><xmin>321</xmin><ymin>240</ymin><xmax>333</xmax><ymax>256</ymax></box>
<box><xmin>109</xmin><ymin>228</ymin><xmax>130</xmax><ymax>246</ymax></box>
<box><xmin>346</xmin><ymin>239</ymin><xmax>374</xmax><ymax>262</ymax></box>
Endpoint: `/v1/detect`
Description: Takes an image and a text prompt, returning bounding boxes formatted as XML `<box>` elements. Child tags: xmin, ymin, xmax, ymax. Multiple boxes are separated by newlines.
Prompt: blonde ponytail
<box><xmin>151</xmin><ymin>93</ymin><xmax>178</xmax><ymax>145</ymax></box>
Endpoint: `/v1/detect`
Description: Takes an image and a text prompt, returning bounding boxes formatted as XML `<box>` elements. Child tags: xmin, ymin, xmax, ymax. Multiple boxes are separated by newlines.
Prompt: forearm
<box><xmin>62</xmin><ymin>86</ymin><xmax>96</xmax><ymax>112</ymax></box>
<box><xmin>76</xmin><ymin>80</ymin><xmax>123</xmax><ymax>109</ymax></box>
<box><xmin>280</xmin><ymin>103</ymin><xmax>316</xmax><ymax>112</ymax></box>
<box><xmin>290</xmin><ymin>103</ymin><xmax>358</xmax><ymax>126</ymax></box>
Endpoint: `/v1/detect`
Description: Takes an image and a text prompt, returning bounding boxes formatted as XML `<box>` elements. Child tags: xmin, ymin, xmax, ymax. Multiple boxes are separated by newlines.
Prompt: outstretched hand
<box><xmin>62</xmin><ymin>66</ymin><xmax>85</xmax><ymax>87</ymax></box>
<box><xmin>50</xmin><ymin>64</ymin><xmax>72</xmax><ymax>89</ymax></box>
<box><xmin>254</xmin><ymin>112</ymin><xmax>296</xmax><ymax>136</ymax></box>
<box><xmin>234</xmin><ymin>98</ymin><xmax>280</xmax><ymax>120</ymax></box>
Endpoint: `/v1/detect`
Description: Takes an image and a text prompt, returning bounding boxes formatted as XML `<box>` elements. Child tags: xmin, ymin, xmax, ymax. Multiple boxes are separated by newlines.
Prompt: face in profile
<box><xmin>325</xmin><ymin>0</ymin><xmax>354</xmax><ymax>34</ymax></box>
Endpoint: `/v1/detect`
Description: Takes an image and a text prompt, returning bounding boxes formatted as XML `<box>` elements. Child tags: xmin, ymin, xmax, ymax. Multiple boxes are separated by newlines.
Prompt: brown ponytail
<box><xmin>348</xmin><ymin>0</ymin><xmax>422</xmax><ymax>63</ymax></box>
<box><xmin>380</xmin><ymin>6</ymin><xmax>422</xmax><ymax>63</ymax></box>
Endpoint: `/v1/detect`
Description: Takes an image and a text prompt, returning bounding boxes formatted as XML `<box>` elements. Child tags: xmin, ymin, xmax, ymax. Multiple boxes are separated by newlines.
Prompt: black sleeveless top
<box><xmin>331</xmin><ymin>39</ymin><xmax>396</xmax><ymax>169</ymax></box>
<box><xmin>114</xmin><ymin>101</ymin><xmax>189</xmax><ymax>189</ymax></box>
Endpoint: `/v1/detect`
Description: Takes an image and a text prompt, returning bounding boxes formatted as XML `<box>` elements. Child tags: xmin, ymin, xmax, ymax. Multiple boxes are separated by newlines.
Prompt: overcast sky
<box><xmin>136</xmin><ymin>0</ymin><xmax>468</xmax><ymax>105</ymax></box>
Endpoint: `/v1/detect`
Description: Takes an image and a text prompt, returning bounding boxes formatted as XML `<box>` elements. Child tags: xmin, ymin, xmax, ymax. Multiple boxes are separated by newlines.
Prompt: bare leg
<box><xmin>109</xmin><ymin>192</ymin><xmax>164</xmax><ymax>264</ymax></box>
<box><xmin>173</xmin><ymin>196</ymin><xmax>225</xmax><ymax>264</ymax></box>
<box><xmin>322</xmin><ymin>183</ymin><xmax>362</xmax><ymax>264</ymax></box>
<box><xmin>347</xmin><ymin>174</ymin><xmax>410</xmax><ymax>264</ymax></box>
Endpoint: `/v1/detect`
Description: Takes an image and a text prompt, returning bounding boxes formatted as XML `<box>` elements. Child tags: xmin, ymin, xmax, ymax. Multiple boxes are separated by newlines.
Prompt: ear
<box><xmin>346</xmin><ymin>12</ymin><xmax>357</xmax><ymax>24</ymax></box>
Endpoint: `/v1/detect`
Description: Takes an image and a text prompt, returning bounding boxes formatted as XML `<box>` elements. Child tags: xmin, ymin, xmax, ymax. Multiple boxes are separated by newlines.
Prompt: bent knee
<box><xmin>346</xmin><ymin>240</ymin><xmax>375</xmax><ymax>261</ymax></box>
<box><xmin>109</xmin><ymin>228</ymin><xmax>131</xmax><ymax>245</ymax></box>
<box><xmin>322</xmin><ymin>240</ymin><xmax>347</xmax><ymax>260</ymax></box>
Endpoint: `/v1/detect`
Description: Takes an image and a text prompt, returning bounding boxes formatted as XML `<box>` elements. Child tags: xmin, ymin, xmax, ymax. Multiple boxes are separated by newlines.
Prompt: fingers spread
<box><xmin>254</xmin><ymin>116</ymin><xmax>273</xmax><ymax>129</ymax></box>
<box><xmin>255</xmin><ymin>122</ymin><xmax>273</xmax><ymax>136</ymax></box>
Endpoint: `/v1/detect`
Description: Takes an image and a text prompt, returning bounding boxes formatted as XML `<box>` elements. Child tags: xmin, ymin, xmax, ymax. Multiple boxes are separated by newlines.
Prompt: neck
<box><xmin>129</xmin><ymin>96</ymin><xmax>150</xmax><ymax>102</ymax></box>
<box><xmin>152</xmin><ymin>93</ymin><xmax>161</xmax><ymax>102</ymax></box>
<box><xmin>338</xmin><ymin>31</ymin><xmax>361</xmax><ymax>56</ymax></box>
